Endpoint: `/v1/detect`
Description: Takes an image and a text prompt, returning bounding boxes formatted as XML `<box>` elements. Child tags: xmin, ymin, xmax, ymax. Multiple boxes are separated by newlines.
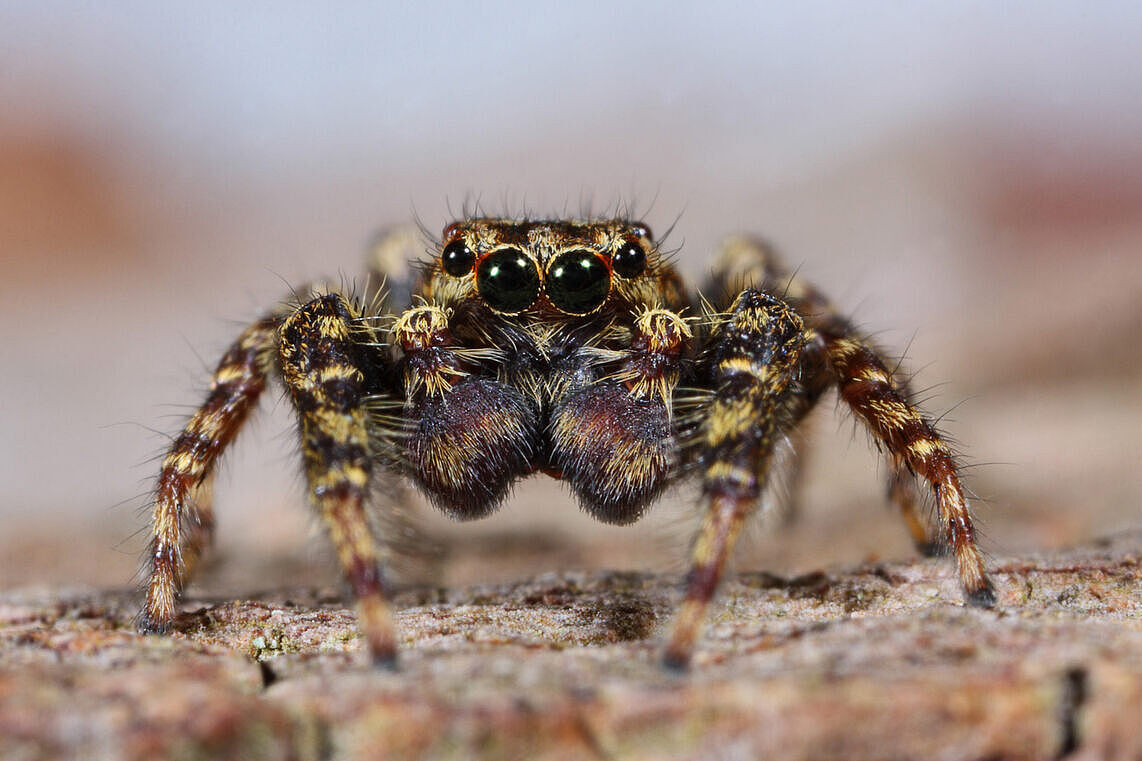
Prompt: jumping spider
<box><xmin>140</xmin><ymin>216</ymin><xmax>995</xmax><ymax>669</ymax></box>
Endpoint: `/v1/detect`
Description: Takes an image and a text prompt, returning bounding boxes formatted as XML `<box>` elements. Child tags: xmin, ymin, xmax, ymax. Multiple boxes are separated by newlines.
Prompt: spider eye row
<box><xmin>439</xmin><ymin>238</ymin><xmax>648</xmax><ymax>315</ymax></box>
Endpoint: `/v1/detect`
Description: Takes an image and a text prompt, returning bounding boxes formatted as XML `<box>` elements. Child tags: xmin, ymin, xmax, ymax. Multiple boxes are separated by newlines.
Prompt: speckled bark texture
<box><xmin>3</xmin><ymin>534</ymin><xmax>1141</xmax><ymax>761</ymax></box>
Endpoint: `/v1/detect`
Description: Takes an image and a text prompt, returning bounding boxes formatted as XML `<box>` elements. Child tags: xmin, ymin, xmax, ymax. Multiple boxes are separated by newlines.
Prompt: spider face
<box><xmin>386</xmin><ymin>220</ymin><xmax>692</xmax><ymax>529</ymax></box>
<box><xmin>435</xmin><ymin>219</ymin><xmax>653</xmax><ymax>316</ymax></box>
<box><xmin>140</xmin><ymin>214</ymin><xmax>995</xmax><ymax>670</ymax></box>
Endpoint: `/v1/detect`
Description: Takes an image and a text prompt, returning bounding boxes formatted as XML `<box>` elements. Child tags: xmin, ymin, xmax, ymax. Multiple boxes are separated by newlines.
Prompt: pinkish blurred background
<box><xmin>2</xmin><ymin>3</ymin><xmax>1140</xmax><ymax>594</ymax></box>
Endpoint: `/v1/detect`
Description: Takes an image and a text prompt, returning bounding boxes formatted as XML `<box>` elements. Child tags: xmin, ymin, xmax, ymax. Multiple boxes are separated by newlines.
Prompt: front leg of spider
<box><xmin>278</xmin><ymin>294</ymin><xmax>398</xmax><ymax>667</ymax></box>
<box><xmin>664</xmin><ymin>290</ymin><xmax>806</xmax><ymax>670</ymax></box>
<box><xmin>705</xmin><ymin>236</ymin><xmax>948</xmax><ymax>557</ymax></box>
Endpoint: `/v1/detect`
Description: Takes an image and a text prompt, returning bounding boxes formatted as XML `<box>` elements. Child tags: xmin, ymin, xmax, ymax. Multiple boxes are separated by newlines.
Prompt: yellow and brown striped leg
<box><xmin>888</xmin><ymin>465</ymin><xmax>943</xmax><ymax>556</ymax></box>
<box><xmin>278</xmin><ymin>293</ymin><xmax>398</xmax><ymax>667</ymax></box>
<box><xmin>663</xmin><ymin>290</ymin><xmax>805</xmax><ymax>670</ymax></box>
<box><xmin>826</xmin><ymin>335</ymin><xmax>994</xmax><ymax>605</ymax></box>
<box><xmin>800</xmin><ymin>328</ymin><xmax>943</xmax><ymax>555</ymax></box>
<box><xmin>706</xmin><ymin>235</ymin><xmax>940</xmax><ymax>552</ymax></box>
<box><xmin>141</xmin><ymin>314</ymin><xmax>282</xmax><ymax>634</ymax></box>
<box><xmin>702</xmin><ymin>237</ymin><xmax>834</xmax><ymax>527</ymax></box>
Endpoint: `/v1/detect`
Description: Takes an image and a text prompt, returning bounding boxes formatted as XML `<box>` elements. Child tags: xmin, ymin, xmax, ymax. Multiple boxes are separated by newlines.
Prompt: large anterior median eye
<box><xmin>476</xmin><ymin>248</ymin><xmax>541</xmax><ymax>313</ymax></box>
<box><xmin>546</xmin><ymin>249</ymin><xmax>611</xmax><ymax>315</ymax></box>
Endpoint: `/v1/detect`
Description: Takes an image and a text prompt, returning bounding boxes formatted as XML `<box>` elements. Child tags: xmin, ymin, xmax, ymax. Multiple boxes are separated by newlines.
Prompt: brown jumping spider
<box><xmin>140</xmin><ymin>216</ymin><xmax>995</xmax><ymax>669</ymax></box>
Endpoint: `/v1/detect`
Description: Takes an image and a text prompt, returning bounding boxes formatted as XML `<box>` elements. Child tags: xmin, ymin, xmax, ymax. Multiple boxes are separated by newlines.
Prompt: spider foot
<box><xmin>966</xmin><ymin>582</ymin><xmax>997</xmax><ymax>608</ymax></box>
<box><xmin>661</xmin><ymin>648</ymin><xmax>693</xmax><ymax>674</ymax></box>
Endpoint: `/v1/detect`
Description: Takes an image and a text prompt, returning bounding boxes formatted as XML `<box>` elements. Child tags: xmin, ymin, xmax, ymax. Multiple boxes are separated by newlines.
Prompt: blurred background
<box><xmin>2</xmin><ymin>2</ymin><xmax>1140</xmax><ymax>594</ymax></box>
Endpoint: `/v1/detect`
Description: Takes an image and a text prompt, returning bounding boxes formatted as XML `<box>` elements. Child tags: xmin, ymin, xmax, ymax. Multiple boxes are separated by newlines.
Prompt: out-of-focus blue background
<box><xmin>3</xmin><ymin>3</ymin><xmax>1140</xmax><ymax>589</ymax></box>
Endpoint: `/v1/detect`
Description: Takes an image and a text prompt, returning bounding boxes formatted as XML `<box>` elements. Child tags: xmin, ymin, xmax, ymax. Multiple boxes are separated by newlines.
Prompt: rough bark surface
<box><xmin>2</xmin><ymin>534</ymin><xmax>1141</xmax><ymax>761</ymax></box>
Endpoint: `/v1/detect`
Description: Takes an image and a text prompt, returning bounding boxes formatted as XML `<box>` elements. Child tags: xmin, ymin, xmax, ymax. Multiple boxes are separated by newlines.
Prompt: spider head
<box><xmin>437</xmin><ymin>218</ymin><xmax>655</xmax><ymax>316</ymax></box>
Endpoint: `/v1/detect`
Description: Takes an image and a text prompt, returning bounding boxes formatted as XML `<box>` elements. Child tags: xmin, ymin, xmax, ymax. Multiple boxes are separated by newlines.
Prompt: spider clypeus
<box><xmin>140</xmin><ymin>215</ymin><xmax>995</xmax><ymax>670</ymax></box>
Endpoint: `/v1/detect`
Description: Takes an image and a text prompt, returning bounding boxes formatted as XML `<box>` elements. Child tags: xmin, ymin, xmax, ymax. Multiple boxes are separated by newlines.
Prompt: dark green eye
<box><xmin>547</xmin><ymin>250</ymin><xmax>611</xmax><ymax>315</ymax></box>
<box><xmin>612</xmin><ymin>239</ymin><xmax>646</xmax><ymax>278</ymax></box>
<box><xmin>476</xmin><ymin>248</ymin><xmax>540</xmax><ymax>313</ymax></box>
<box><xmin>441</xmin><ymin>240</ymin><xmax>476</xmax><ymax>277</ymax></box>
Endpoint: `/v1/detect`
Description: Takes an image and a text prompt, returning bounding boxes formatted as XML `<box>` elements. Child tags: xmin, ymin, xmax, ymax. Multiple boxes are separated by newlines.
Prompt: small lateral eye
<box><xmin>441</xmin><ymin>240</ymin><xmax>476</xmax><ymax>277</ymax></box>
<box><xmin>612</xmin><ymin>239</ymin><xmax>647</xmax><ymax>278</ymax></box>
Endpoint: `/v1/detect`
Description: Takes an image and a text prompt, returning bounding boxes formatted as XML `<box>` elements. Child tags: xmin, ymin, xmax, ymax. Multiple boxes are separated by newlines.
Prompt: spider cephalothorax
<box><xmin>140</xmin><ymin>216</ymin><xmax>995</xmax><ymax>669</ymax></box>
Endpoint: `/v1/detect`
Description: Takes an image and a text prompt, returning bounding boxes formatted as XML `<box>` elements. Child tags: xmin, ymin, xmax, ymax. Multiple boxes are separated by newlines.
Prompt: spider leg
<box><xmin>141</xmin><ymin>312</ymin><xmax>283</xmax><ymax>634</ymax></box>
<box><xmin>664</xmin><ymin>290</ymin><xmax>805</xmax><ymax>670</ymax></box>
<box><xmin>823</xmin><ymin>333</ymin><xmax>994</xmax><ymax>604</ymax></box>
<box><xmin>705</xmin><ymin>235</ymin><xmax>940</xmax><ymax>553</ymax></box>
<box><xmin>888</xmin><ymin>465</ymin><xmax>942</xmax><ymax>556</ymax></box>
<box><xmin>701</xmin><ymin>237</ymin><xmax>822</xmax><ymax>526</ymax></box>
<box><xmin>719</xmin><ymin>244</ymin><xmax>986</xmax><ymax>577</ymax></box>
<box><xmin>278</xmin><ymin>293</ymin><xmax>398</xmax><ymax>667</ymax></box>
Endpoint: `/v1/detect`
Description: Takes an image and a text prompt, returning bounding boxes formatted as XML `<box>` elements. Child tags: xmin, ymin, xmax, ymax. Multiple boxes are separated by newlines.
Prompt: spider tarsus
<box><xmin>369</xmin><ymin>651</ymin><xmax>400</xmax><ymax>672</ymax></box>
<box><xmin>966</xmin><ymin>584</ymin><xmax>997</xmax><ymax>608</ymax></box>
<box><xmin>136</xmin><ymin>618</ymin><xmax>168</xmax><ymax>635</ymax></box>
<box><xmin>136</xmin><ymin>605</ymin><xmax>174</xmax><ymax>635</ymax></box>
<box><xmin>660</xmin><ymin>649</ymin><xmax>692</xmax><ymax>674</ymax></box>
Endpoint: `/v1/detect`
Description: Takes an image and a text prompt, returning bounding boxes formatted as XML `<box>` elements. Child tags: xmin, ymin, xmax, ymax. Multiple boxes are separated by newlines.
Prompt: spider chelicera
<box><xmin>140</xmin><ymin>216</ymin><xmax>994</xmax><ymax>669</ymax></box>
